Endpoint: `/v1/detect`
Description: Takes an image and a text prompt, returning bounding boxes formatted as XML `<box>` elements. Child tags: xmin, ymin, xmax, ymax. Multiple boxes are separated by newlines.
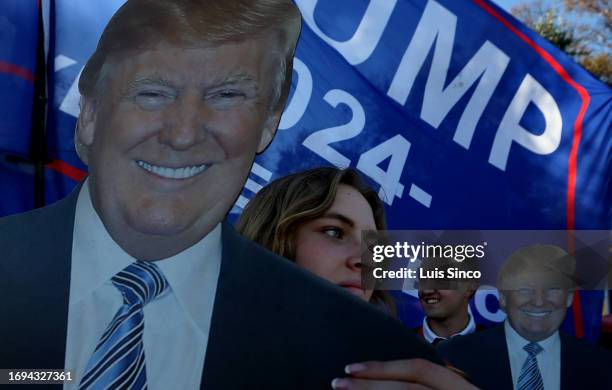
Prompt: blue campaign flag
<box><xmin>0</xmin><ymin>0</ymin><xmax>39</xmax><ymax>216</ymax></box>
<box><xmin>244</xmin><ymin>0</ymin><xmax>611</xmax><ymax>340</ymax></box>
<box><xmin>4</xmin><ymin>0</ymin><xmax>611</xmax><ymax>340</ymax></box>
<box><xmin>0</xmin><ymin>0</ymin><xmax>39</xmax><ymax>157</ymax></box>
<box><xmin>44</xmin><ymin>0</ymin><xmax>612</xmax><ymax>230</ymax></box>
<box><xmin>250</xmin><ymin>0</ymin><xmax>611</xmax><ymax>231</ymax></box>
<box><xmin>42</xmin><ymin>0</ymin><xmax>123</xmax><ymax>204</ymax></box>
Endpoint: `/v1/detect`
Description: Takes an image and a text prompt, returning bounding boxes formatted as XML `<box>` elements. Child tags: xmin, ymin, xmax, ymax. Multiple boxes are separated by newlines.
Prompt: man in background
<box><xmin>414</xmin><ymin>242</ymin><xmax>484</xmax><ymax>346</ymax></box>
<box><xmin>416</xmin><ymin>277</ymin><xmax>482</xmax><ymax>346</ymax></box>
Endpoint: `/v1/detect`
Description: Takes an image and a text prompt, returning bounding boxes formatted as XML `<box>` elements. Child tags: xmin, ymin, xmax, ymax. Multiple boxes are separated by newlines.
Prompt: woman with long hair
<box><xmin>236</xmin><ymin>166</ymin><xmax>393</xmax><ymax>311</ymax></box>
<box><xmin>236</xmin><ymin>166</ymin><xmax>476</xmax><ymax>390</ymax></box>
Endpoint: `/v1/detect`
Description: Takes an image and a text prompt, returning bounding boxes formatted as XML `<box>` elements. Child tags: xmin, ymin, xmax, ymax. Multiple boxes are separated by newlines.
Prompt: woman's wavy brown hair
<box><xmin>236</xmin><ymin>166</ymin><xmax>395</xmax><ymax>315</ymax></box>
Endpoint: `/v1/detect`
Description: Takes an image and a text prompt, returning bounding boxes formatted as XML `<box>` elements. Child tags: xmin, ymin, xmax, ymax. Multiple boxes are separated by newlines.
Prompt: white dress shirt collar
<box><xmin>71</xmin><ymin>179</ymin><xmax>222</xmax><ymax>336</ymax></box>
<box><xmin>422</xmin><ymin>308</ymin><xmax>476</xmax><ymax>343</ymax></box>
<box><xmin>504</xmin><ymin>319</ymin><xmax>559</xmax><ymax>353</ymax></box>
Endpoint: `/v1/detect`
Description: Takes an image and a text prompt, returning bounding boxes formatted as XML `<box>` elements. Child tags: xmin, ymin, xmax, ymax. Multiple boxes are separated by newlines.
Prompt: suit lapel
<box><xmin>560</xmin><ymin>333</ymin><xmax>571</xmax><ymax>390</ymax></box>
<box><xmin>463</xmin><ymin>326</ymin><xmax>513</xmax><ymax>390</ymax></box>
<box><xmin>201</xmin><ymin>223</ymin><xmax>308</xmax><ymax>388</ymax></box>
<box><xmin>3</xmin><ymin>183</ymin><xmax>80</xmax><ymax>370</ymax></box>
<box><xmin>200</xmin><ymin>222</ymin><xmax>259</xmax><ymax>388</ymax></box>
<box><xmin>497</xmin><ymin>326</ymin><xmax>515</xmax><ymax>390</ymax></box>
<box><xmin>478</xmin><ymin>326</ymin><xmax>513</xmax><ymax>390</ymax></box>
<box><xmin>38</xmin><ymin>185</ymin><xmax>80</xmax><ymax>369</ymax></box>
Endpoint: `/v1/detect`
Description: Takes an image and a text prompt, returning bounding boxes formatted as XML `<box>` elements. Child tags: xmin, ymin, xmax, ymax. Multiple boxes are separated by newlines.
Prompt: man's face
<box><xmin>79</xmin><ymin>36</ymin><xmax>282</xmax><ymax>260</ymax></box>
<box><xmin>499</xmin><ymin>270</ymin><xmax>572</xmax><ymax>342</ymax></box>
<box><xmin>418</xmin><ymin>284</ymin><xmax>472</xmax><ymax>321</ymax></box>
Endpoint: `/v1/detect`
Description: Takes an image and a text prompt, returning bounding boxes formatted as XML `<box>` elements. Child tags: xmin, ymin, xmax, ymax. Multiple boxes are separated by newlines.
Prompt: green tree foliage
<box><xmin>512</xmin><ymin>0</ymin><xmax>611</xmax><ymax>85</ymax></box>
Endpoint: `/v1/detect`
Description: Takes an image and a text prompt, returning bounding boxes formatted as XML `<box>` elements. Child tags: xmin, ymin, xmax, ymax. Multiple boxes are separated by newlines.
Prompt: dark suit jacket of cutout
<box><xmin>0</xmin><ymin>184</ymin><xmax>442</xmax><ymax>389</ymax></box>
<box><xmin>438</xmin><ymin>324</ymin><xmax>612</xmax><ymax>390</ymax></box>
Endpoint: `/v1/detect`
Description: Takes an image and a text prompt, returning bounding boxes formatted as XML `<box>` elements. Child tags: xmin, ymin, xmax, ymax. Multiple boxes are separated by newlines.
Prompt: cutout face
<box><xmin>499</xmin><ymin>270</ymin><xmax>573</xmax><ymax>342</ymax></box>
<box><xmin>79</xmin><ymin>37</ymin><xmax>281</xmax><ymax>259</ymax></box>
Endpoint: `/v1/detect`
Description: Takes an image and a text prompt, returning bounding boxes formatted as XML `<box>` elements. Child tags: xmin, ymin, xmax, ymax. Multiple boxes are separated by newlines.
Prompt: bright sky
<box><xmin>492</xmin><ymin>0</ymin><xmax>522</xmax><ymax>13</ymax></box>
<box><xmin>493</xmin><ymin>0</ymin><xmax>602</xmax><ymax>40</ymax></box>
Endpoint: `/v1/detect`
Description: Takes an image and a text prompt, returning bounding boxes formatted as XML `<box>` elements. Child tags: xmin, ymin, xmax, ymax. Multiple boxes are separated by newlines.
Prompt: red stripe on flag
<box><xmin>471</xmin><ymin>0</ymin><xmax>588</xmax><ymax>230</ymax></box>
<box><xmin>0</xmin><ymin>61</ymin><xmax>35</xmax><ymax>84</ymax></box>
<box><xmin>46</xmin><ymin>160</ymin><xmax>87</xmax><ymax>182</ymax></box>
<box><xmin>572</xmin><ymin>290</ymin><xmax>584</xmax><ymax>338</ymax></box>
<box><xmin>473</xmin><ymin>0</ymin><xmax>589</xmax><ymax>338</ymax></box>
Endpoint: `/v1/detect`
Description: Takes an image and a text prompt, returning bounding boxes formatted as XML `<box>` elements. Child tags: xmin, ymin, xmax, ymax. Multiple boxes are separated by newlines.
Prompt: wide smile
<box><xmin>522</xmin><ymin>310</ymin><xmax>551</xmax><ymax>318</ymax></box>
<box><xmin>136</xmin><ymin>160</ymin><xmax>208</xmax><ymax>180</ymax></box>
<box><xmin>421</xmin><ymin>296</ymin><xmax>441</xmax><ymax>305</ymax></box>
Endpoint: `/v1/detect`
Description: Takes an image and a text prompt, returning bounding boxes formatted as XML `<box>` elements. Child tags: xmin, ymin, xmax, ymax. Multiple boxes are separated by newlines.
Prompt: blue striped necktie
<box><xmin>79</xmin><ymin>261</ymin><xmax>169</xmax><ymax>390</ymax></box>
<box><xmin>517</xmin><ymin>342</ymin><xmax>544</xmax><ymax>390</ymax></box>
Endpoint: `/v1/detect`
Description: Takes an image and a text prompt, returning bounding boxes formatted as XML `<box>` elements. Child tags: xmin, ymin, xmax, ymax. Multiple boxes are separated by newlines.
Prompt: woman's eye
<box><xmin>322</xmin><ymin>227</ymin><xmax>343</xmax><ymax>239</ymax></box>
